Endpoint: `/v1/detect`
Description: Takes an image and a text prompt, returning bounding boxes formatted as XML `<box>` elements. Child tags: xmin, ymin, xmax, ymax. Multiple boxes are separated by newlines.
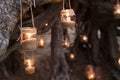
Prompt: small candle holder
<box><xmin>39</xmin><ymin>38</ymin><xmax>44</xmax><ymax>48</ymax></box>
<box><xmin>85</xmin><ymin>65</ymin><xmax>96</xmax><ymax>80</ymax></box>
<box><xmin>24</xmin><ymin>59</ymin><xmax>35</xmax><ymax>74</ymax></box>
<box><xmin>20</xmin><ymin>27</ymin><xmax>37</xmax><ymax>50</ymax></box>
<box><xmin>24</xmin><ymin>51</ymin><xmax>35</xmax><ymax>74</ymax></box>
<box><xmin>61</xmin><ymin>9</ymin><xmax>76</xmax><ymax>28</ymax></box>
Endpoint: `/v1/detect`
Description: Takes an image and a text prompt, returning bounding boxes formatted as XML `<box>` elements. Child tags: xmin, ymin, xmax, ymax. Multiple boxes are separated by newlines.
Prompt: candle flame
<box><xmin>39</xmin><ymin>38</ymin><xmax>44</xmax><ymax>47</ymax></box>
<box><xmin>82</xmin><ymin>35</ymin><xmax>88</xmax><ymax>42</ymax></box>
<box><xmin>26</xmin><ymin>33</ymin><xmax>32</xmax><ymax>39</ymax></box>
<box><xmin>70</xmin><ymin>53</ymin><xmax>75</xmax><ymax>59</ymax></box>
<box><xmin>118</xmin><ymin>58</ymin><xmax>120</xmax><ymax>64</ymax></box>
<box><xmin>28</xmin><ymin>59</ymin><xmax>32</xmax><ymax>67</ymax></box>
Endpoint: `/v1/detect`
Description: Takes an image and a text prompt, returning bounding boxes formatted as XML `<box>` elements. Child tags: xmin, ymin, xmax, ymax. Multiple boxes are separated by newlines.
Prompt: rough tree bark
<box><xmin>50</xmin><ymin>15</ymin><xmax>69</xmax><ymax>80</ymax></box>
<box><xmin>0</xmin><ymin>0</ymin><xmax>50</xmax><ymax>62</ymax></box>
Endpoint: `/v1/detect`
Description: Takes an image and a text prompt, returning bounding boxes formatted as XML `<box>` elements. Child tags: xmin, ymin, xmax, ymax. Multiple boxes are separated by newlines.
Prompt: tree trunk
<box><xmin>50</xmin><ymin>15</ymin><xmax>69</xmax><ymax>80</ymax></box>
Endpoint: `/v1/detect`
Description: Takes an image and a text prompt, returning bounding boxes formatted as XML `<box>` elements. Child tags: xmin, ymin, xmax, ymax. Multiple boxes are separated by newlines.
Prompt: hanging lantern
<box><xmin>24</xmin><ymin>51</ymin><xmax>35</xmax><ymax>74</ymax></box>
<box><xmin>20</xmin><ymin>27</ymin><xmax>37</xmax><ymax>50</ymax></box>
<box><xmin>80</xmin><ymin>34</ymin><xmax>88</xmax><ymax>43</ymax></box>
<box><xmin>61</xmin><ymin>0</ymin><xmax>76</xmax><ymax>28</ymax></box>
<box><xmin>39</xmin><ymin>38</ymin><xmax>44</xmax><ymax>48</ymax></box>
<box><xmin>61</xmin><ymin>9</ymin><xmax>76</xmax><ymax>28</ymax></box>
<box><xmin>85</xmin><ymin>65</ymin><xmax>96</xmax><ymax>80</ymax></box>
<box><xmin>52</xmin><ymin>0</ymin><xmax>62</xmax><ymax>3</ymax></box>
<box><xmin>114</xmin><ymin>3</ymin><xmax>120</xmax><ymax>19</ymax></box>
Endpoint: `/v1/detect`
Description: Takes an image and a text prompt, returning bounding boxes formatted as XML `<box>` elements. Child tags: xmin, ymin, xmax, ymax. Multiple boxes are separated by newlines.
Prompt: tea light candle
<box><xmin>86</xmin><ymin>71</ymin><xmax>95</xmax><ymax>80</ymax></box>
<box><xmin>82</xmin><ymin>35</ymin><xmax>88</xmax><ymax>42</ymax></box>
<box><xmin>25</xmin><ymin>59</ymin><xmax>35</xmax><ymax>74</ymax></box>
<box><xmin>69</xmin><ymin>53</ymin><xmax>75</xmax><ymax>59</ymax></box>
<box><xmin>39</xmin><ymin>38</ymin><xmax>44</xmax><ymax>48</ymax></box>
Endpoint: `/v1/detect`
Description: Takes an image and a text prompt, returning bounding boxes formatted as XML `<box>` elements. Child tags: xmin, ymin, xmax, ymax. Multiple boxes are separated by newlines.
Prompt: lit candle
<box><xmin>69</xmin><ymin>53</ymin><xmax>75</xmax><ymax>59</ymax></box>
<box><xmin>26</xmin><ymin>33</ymin><xmax>32</xmax><ymax>39</ymax></box>
<box><xmin>118</xmin><ymin>58</ymin><xmax>120</xmax><ymax>64</ymax></box>
<box><xmin>25</xmin><ymin>59</ymin><xmax>35</xmax><ymax>74</ymax></box>
<box><xmin>39</xmin><ymin>38</ymin><xmax>44</xmax><ymax>47</ymax></box>
<box><xmin>63</xmin><ymin>39</ymin><xmax>70</xmax><ymax>47</ymax></box>
<box><xmin>86</xmin><ymin>71</ymin><xmax>95</xmax><ymax>80</ymax></box>
<box><xmin>82</xmin><ymin>35</ymin><xmax>88</xmax><ymax>42</ymax></box>
<box><xmin>85</xmin><ymin>65</ymin><xmax>95</xmax><ymax>80</ymax></box>
<box><xmin>66</xmin><ymin>16</ymin><xmax>71</xmax><ymax>22</ymax></box>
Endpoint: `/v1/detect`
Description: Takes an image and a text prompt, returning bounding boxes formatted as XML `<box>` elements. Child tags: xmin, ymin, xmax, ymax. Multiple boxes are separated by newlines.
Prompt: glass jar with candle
<box><xmin>61</xmin><ymin>9</ymin><xmax>76</xmax><ymax>28</ymax></box>
<box><xmin>24</xmin><ymin>51</ymin><xmax>35</xmax><ymax>74</ymax></box>
<box><xmin>20</xmin><ymin>27</ymin><xmax>37</xmax><ymax>50</ymax></box>
<box><xmin>85</xmin><ymin>65</ymin><xmax>96</xmax><ymax>80</ymax></box>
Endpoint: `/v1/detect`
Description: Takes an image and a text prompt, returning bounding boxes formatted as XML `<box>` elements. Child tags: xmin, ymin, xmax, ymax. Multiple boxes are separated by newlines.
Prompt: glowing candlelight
<box><xmin>25</xmin><ymin>59</ymin><xmax>35</xmax><ymax>74</ymax></box>
<box><xmin>85</xmin><ymin>65</ymin><xmax>95</xmax><ymax>80</ymax></box>
<box><xmin>26</xmin><ymin>33</ymin><xmax>32</xmax><ymax>39</ymax></box>
<box><xmin>118</xmin><ymin>58</ymin><xmax>120</xmax><ymax>64</ymax></box>
<box><xmin>69</xmin><ymin>53</ymin><xmax>75</xmax><ymax>59</ymax></box>
<box><xmin>39</xmin><ymin>38</ymin><xmax>44</xmax><ymax>47</ymax></box>
<box><xmin>62</xmin><ymin>39</ymin><xmax>70</xmax><ymax>47</ymax></box>
<box><xmin>82</xmin><ymin>35</ymin><xmax>88</xmax><ymax>42</ymax></box>
<box><xmin>66</xmin><ymin>17</ymin><xmax>71</xmax><ymax>22</ymax></box>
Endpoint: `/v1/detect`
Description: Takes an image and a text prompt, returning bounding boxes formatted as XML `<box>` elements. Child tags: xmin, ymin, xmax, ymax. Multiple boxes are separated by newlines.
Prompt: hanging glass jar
<box><xmin>24</xmin><ymin>51</ymin><xmax>35</xmax><ymax>74</ymax></box>
<box><xmin>114</xmin><ymin>0</ymin><xmax>120</xmax><ymax>19</ymax></box>
<box><xmin>85</xmin><ymin>65</ymin><xmax>96</xmax><ymax>80</ymax></box>
<box><xmin>20</xmin><ymin>27</ymin><xmax>37</xmax><ymax>50</ymax></box>
<box><xmin>20</xmin><ymin>0</ymin><xmax>37</xmax><ymax>50</ymax></box>
<box><xmin>61</xmin><ymin>0</ymin><xmax>76</xmax><ymax>28</ymax></box>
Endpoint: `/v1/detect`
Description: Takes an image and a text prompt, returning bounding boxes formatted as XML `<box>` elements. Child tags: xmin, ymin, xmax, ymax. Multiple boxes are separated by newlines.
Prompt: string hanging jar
<box><xmin>114</xmin><ymin>0</ymin><xmax>120</xmax><ymax>19</ymax></box>
<box><xmin>20</xmin><ymin>0</ymin><xmax>37</xmax><ymax>50</ymax></box>
<box><xmin>85</xmin><ymin>65</ymin><xmax>96</xmax><ymax>80</ymax></box>
<box><xmin>20</xmin><ymin>27</ymin><xmax>37</xmax><ymax>50</ymax></box>
<box><xmin>61</xmin><ymin>0</ymin><xmax>76</xmax><ymax>28</ymax></box>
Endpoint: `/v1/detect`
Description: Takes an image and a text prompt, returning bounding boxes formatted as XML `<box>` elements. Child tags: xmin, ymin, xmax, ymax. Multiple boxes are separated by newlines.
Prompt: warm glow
<box><xmin>70</xmin><ymin>53</ymin><xmax>75</xmax><ymax>59</ymax></box>
<box><xmin>66</xmin><ymin>12</ymin><xmax>70</xmax><ymax>17</ymax></box>
<box><xmin>24</xmin><ymin>59</ymin><xmax>35</xmax><ymax>74</ymax></box>
<box><xmin>28</xmin><ymin>59</ymin><xmax>32</xmax><ymax>66</ymax></box>
<box><xmin>87</xmin><ymin>72</ymin><xmax>95</xmax><ymax>79</ymax></box>
<box><xmin>66</xmin><ymin>17</ymin><xmax>71</xmax><ymax>22</ymax></box>
<box><xmin>63</xmin><ymin>39</ymin><xmax>70</xmax><ymax>47</ymax></box>
<box><xmin>114</xmin><ymin>4</ymin><xmax>120</xmax><ymax>14</ymax></box>
<box><xmin>26</xmin><ymin>33</ymin><xmax>32</xmax><ymax>39</ymax></box>
<box><xmin>45</xmin><ymin>23</ymin><xmax>48</xmax><ymax>26</ymax></box>
<box><xmin>39</xmin><ymin>38</ymin><xmax>44</xmax><ymax>47</ymax></box>
<box><xmin>118</xmin><ymin>58</ymin><xmax>120</xmax><ymax>64</ymax></box>
<box><xmin>82</xmin><ymin>35</ymin><xmax>88</xmax><ymax>42</ymax></box>
<box><xmin>85</xmin><ymin>65</ymin><xmax>95</xmax><ymax>80</ymax></box>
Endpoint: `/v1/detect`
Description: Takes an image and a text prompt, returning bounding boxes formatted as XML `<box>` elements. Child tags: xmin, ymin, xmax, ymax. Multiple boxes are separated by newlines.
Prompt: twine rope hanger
<box><xmin>18</xmin><ymin>0</ymin><xmax>36</xmax><ymax>41</ymax></box>
<box><xmin>63</xmin><ymin>0</ymin><xmax>71</xmax><ymax>10</ymax></box>
<box><xmin>20</xmin><ymin>0</ymin><xmax>36</xmax><ymax>28</ymax></box>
